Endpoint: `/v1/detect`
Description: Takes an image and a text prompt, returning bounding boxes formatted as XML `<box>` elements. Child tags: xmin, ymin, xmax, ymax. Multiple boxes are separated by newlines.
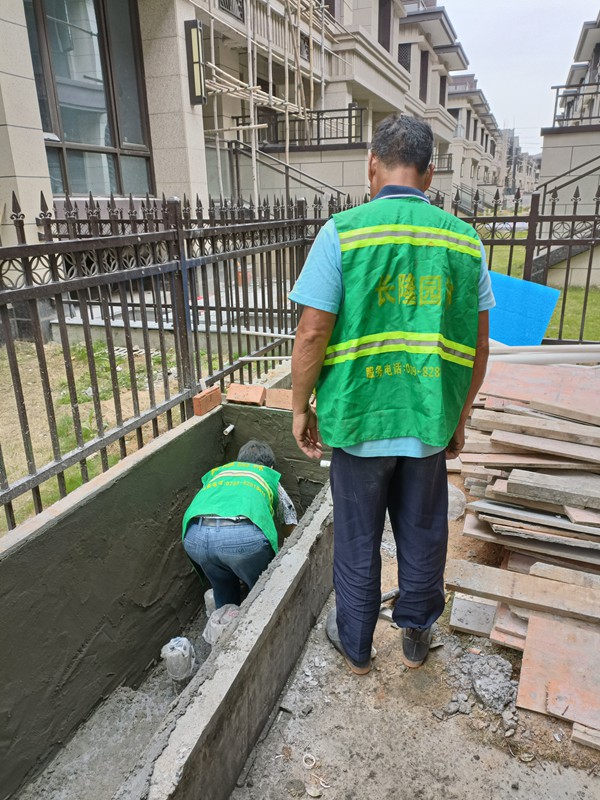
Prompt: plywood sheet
<box><xmin>518</xmin><ymin>614</ymin><xmax>600</xmax><ymax>728</ymax></box>
<box><xmin>564</xmin><ymin>506</ymin><xmax>600</xmax><ymax>527</ymax></box>
<box><xmin>529</xmin><ymin>563</ymin><xmax>600</xmax><ymax>589</ymax></box>
<box><xmin>469</xmin><ymin>499</ymin><xmax>600</xmax><ymax>536</ymax></box>
<box><xmin>491</xmin><ymin>430</ymin><xmax>600</xmax><ymax>465</ymax></box>
<box><xmin>507</xmin><ymin>469</ymin><xmax>600</xmax><ymax>510</ymax></box>
<box><xmin>531</xmin><ymin>400</ymin><xmax>600</xmax><ymax>428</ymax></box>
<box><xmin>460</xmin><ymin>452</ymin><xmax>597</xmax><ymax>470</ymax></box>
<box><xmin>445</xmin><ymin>556</ymin><xmax>600</xmax><ymax>622</ymax></box>
<box><xmin>493</xmin><ymin>603</ymin><xmax>528</xmax><ymax>637</ymax></box>
<box><xmin>449</xmin><ymin>593</ymin><xmax>497</xmax><ymax>636</ymax></box>
<box><xmin>462</xmin><ymin>514</ymin><xmax>600</xmax><ymax>566</ymax></box>
<box><xmin>471</xmin><ymin>409</ymin><xmax>600</xmax><ymax>447</ymax></box>
<box><xmin>572</xmin><ymin>723</ymin><xmax>600</xmax><ymax>752</ymax></box>
<box><xmin>485</xmin><ymin>480</ymin><xmax>565</xmax><ymax>513</ymax></box>
<box><xmin>481</xmin><ymin>362</ymin><xmax>600</xmax><ymax>408</ymax></box>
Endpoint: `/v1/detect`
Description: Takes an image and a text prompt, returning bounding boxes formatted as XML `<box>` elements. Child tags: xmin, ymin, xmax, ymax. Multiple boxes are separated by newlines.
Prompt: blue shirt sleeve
<box><xmin>288</xmin><ymin>218</ymin><xmax>343</xmax><ymax>313</ymax></box>
<box><xmin>478</xmin><ymin>240</ymin><xmax>496</xmax><ymax>312</ymax></box>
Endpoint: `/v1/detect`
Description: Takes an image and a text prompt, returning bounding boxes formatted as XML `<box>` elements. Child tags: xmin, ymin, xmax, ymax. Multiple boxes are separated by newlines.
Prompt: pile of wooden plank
<box><xmin>447</xmin><ymin>360</ymin><xmax>600</xmax><ymax>751</ymax></box>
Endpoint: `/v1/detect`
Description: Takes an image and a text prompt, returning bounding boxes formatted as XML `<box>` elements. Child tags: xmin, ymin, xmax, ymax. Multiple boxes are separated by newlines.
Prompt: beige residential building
<box><xmin>0</xmin><ymin>0</ymin><xmax>509</xmax><ymax>246</ymax></box>
<box><xmin>446</xmin><ymin>74</ymin><xmax>504</xmax><ymax>210</ymax></box>
<box><xmin>539</xmin><ymin>10</ymin><xmax>600</xmax><ymax>215</ymax></box>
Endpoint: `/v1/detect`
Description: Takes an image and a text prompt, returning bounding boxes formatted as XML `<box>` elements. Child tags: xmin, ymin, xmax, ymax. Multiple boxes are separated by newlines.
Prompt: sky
<box><xmin>442</xmin><ymin>0</ymin><xmax>600</xmax><ymax>154</ymax></box>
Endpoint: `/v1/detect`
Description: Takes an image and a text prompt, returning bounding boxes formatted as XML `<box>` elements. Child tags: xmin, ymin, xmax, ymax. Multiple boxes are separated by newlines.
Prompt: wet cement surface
<box><xmin>14</xmin><ymin>609</ymin><xmax>211</xmax><ymax>800</ymax></box>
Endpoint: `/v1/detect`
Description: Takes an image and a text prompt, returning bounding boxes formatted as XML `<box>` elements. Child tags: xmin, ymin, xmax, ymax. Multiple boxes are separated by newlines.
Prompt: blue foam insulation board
<box><xmin>488</xmin><ymin>271</ymin><xmax>560</xmax><ymax>346</ymax></box>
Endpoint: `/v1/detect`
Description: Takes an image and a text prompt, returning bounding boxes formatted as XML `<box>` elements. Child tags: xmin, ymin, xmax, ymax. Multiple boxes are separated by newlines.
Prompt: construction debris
<box><xmin>447</xmin><ymin>360</ymin><xmax>600</xmax><ymax>752</ymax></box>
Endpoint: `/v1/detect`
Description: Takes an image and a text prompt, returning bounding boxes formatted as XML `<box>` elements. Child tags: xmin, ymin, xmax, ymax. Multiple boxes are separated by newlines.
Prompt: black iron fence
<box><xmin>0</xmin><ymin>192</ymin><xmax>337</xmax><ymax>531</ymax></box>
<box><xmin>1</xmin><ymin>184</ymin><xmax>599</xmax><ymax>530</ymax></box>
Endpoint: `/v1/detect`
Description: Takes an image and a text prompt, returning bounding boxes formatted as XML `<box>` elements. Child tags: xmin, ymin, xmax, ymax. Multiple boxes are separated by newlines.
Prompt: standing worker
<box><xmin>289</xmin><ymin>115</ymin><xmax>494</xmax><ymax>675</ymax></box>
<box><xmin>181</xmin><ymin>440</ymin><xmax>297</xmax><ymax>609</ymax></box>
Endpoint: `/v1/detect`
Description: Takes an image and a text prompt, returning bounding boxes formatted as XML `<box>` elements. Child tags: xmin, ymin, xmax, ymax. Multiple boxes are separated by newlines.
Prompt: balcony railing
<box><xmin>232</xmin><ymin>105</ymin><xmax>366</xmax><ymax>148</ymax></box>
<box><xmin>550</xmin><ymin>81</ymin><xmax>600</xmax><ymax>128</ymax></box>
<box><xmin>432</xmin><ymin>154</ymin><xmax>452</xmax><ymax>171</ymax></box>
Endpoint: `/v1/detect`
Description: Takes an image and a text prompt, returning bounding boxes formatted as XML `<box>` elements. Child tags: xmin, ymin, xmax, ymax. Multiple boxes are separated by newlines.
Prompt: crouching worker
<box><xmin>181</xmin><ymin>440</ymin><xmax>297</xmax><ymax>609</ymax></box>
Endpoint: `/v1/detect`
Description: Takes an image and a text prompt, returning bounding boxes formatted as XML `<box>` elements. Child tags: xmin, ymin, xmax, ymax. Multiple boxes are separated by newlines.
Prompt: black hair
<box><xmin>238</xmin><ymin>440</ymin><xmax>276</xmax><ymax>468</ymax></box>
<box><xmin>371</xmin><ymin>114</ymin><xmax>434</xmax><ymax>175</ymax></box>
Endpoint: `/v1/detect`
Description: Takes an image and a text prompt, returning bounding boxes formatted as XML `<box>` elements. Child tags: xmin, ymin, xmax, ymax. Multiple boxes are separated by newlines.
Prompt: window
<box><xmin>24</xmin><ymin>0</ymin><xmax>153</xmax><ymax>196</ymax></box>
<box><xmin>439</xmin><ymin>75</ymin><xmax>447</xmax><ymax>108</ymax></box>
<box><xmin>473</xmin><ymin>119</ymin><xmax>478</xmax><ymax>143</ymax></box>
<box><xmin>419</xmin><ymin>50</ymin><xmax>429</xmax><ymax>103</ymax></box>
<box><xmin>398</xmin><ymin>43</ymin><xmax>411</xmax><ymax>72</ymax></box>
<box><xmin>378</xmin><ymin>0</ymin><xmax>391</xmax><ymax>52</ymax></box>
<box><xmin>465</xmin><ymin>110</ymin><xmax>471</xmax><ymax>139</ymax></box>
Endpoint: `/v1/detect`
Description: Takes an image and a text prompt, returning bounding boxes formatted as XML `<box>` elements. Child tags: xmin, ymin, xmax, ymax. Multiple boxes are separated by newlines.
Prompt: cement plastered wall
<box><xmin>0</xmin><ymin>412</ymin><xmax>224</xmax><ymax>800</ymax></box>
<box><xmin>114</xmin><ymin>486</ymin><xmax>334</xmax><ymax>800</ymax></box>
<box><xmin>222</xmin><ymin>403</ymin><xmax>332</xmax><ymax>519</ymax></box>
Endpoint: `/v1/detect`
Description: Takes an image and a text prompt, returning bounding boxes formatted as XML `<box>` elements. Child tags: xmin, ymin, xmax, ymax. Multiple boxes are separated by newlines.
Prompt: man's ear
<box><xmin>368</xmin><ymin>152</ymin><xmax>376</xmax><ymax>184</ymax></box>
<box><xmin>423</xmin><ymin>163</ymin><xmax>434</xmax><ymax>191</ymax></box>
<box><xmin>368</xmin><ymin>152</ymin><xmax>378</xmax><ymax>196</ymax></box>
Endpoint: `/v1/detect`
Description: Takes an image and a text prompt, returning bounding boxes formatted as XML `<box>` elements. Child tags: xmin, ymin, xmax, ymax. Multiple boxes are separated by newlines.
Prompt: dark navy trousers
<box><xmin>330</xmin><ymin>448</ymin><xmax>449</xmax><ymax>665</ymax></box>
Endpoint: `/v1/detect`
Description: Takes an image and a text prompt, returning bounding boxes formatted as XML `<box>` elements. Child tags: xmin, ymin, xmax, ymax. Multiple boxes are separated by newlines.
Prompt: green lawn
<box><xmin>483</xmin><ymin>239</ymin><xmax>600</xmax><ymax>342</ymax></box>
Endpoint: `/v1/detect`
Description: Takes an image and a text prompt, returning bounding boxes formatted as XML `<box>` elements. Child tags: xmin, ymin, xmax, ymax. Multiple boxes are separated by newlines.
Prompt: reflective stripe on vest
<box><xmin>338</xmin><ymin>223</ymin><xmax>481</xmax><ymax>259</ymax></box>
<box><xmin>206</xmin><ymin>468</ymin><xmax>276</xmax><ymax>513</ymax></box>
<box><xmin>324</xmin><ymin>330</ymin><xmax>476</xmax><ymax>369</ymax></box>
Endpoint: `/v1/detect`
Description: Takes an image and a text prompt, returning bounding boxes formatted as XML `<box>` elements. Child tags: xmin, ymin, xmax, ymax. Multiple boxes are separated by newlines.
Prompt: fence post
<box><xmin>166</xmin><ymin>197</ymin><xmax>195</xmax><ymax>416</ymax></box>
<box><xmin>523</xmin><ymin>192</ymin><xmax>541</xmax><ymax>283</ymax></box>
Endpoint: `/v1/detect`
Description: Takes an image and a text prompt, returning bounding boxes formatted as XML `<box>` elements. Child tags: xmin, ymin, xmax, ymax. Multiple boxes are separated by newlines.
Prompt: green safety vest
<box><xmin>181</xmin><ymin>461</ymin><xmax>281</xmax><ymax>553</ymax></box>
<box><xmin>316</xmin><ymin>196</ymin><xmax>482</xmax><ymax>448</ymax></box>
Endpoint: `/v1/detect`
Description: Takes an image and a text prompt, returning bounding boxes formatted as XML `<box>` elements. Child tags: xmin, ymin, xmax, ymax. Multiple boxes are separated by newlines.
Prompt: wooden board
<box><xmin>491</xmin><ymin>430</ymin><xmax>600</xmax><ymax>465</ymax></box>
<box><xmin>490</xmin><ymin>523</ymin><xmax>600</xmax><ymax>550</ymax></box>
<box><xmin>468</xmin><ymin>499</ymin><xmax>600</xmax><ymax>536</ymax></box>
<box><xmin>449</xmin><ymin>593</ymin><xmax>497</xmax><ymax>636</ymax></box>
<box><xmin>484</xmin><ymin>397</ymin><xmax>527</xmax><ymax>411</ymax></box>
<box><xmin>485</xmin><ymin>480</ymin><xmax>565</xmax><ymax>514</ymax></box>
<box><xmin>572</xmin><ymin>723</ymin><xmax>600</xmax><ymax>752</ymax></box>
<box><xmin>564</xmin><ymin>506</ymin><xmax>600</xmax><ymax>527</ymax></box>
<box><xmin>518</xmin><ymin>613</ymin><xmax>600</xmax><ymax>728</ymax></box>
<box><xmin>461</xmin><ymin>465</ymin><xmax>508</xmax><ymax>481</ymax></box>
<box><xmin>462</xmin><ymin>514</ymin><xmax>600</xmax><ymax>567</ymax></box>
<box><xmin>530</xmin><ymin>399</ymin><xmax>600</xmax><ymax>428</ymax></box>
<box><xmin>460</xmin><ymin>452</ymin><xmax>599</xmax><ymax>471</ymax></box>
<box><xmin>507</xmin><ymin>469</ymin><xmax>600</xmax><ymax>511</ymax></box>
<box><xmin>480</xmin><ymin>362</ymin><xmax>600</xmax><ymax>409</ymax></box>
<box><xmin>529</xmin><ymin>563</ymin><xmax>600</xmax><ymax>589</ymax></box>
<box><xmin>490</xmin><ymin>627</ymin><xmax>525</xmax><ymax>651</ymax></box>
<box><xmin>506</xmin><ymin>552</ymin><xmax>539</xmax><ymax>574</ymax></box>
<box><xmin>493</xmin><ymin>603</ymin><xmax>528</xmax><ymax>637</ymax></box>
<box><xmin>445</xmin><ymin>556</ymin><xmax>600</xmax><ymax>623</ymax></box>
<box><xmin>471</xmin><ymin>409</ymin><xmax>600</xmax><ymax>448</ymax></box>
<box><xmin>462</xmin><ymin>431</ymin><xmax>518</xmax><ymax>455</ymax></box>
<box><xmin>480</xmin><ymin>514</ymin><xmax>600</xmax><ymax>542</ymax></box>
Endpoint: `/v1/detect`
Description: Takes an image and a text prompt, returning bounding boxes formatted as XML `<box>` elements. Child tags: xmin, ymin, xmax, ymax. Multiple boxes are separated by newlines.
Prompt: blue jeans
<box><xmin>330</xmin><ymin>448</ymin><xmax>449</xmax><ymax>664</ymax></box>
<box><xmin>183</xmin><ymin>519</ymin><xmax>275</xmax><ymax>608</ymax></box>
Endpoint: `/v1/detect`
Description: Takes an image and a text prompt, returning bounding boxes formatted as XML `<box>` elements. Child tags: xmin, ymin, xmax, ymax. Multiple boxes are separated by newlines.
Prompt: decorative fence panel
<box><xmin>1</xmin><ymin>185</ymin><xmax>599</xmax><ymax>530</ymax></box>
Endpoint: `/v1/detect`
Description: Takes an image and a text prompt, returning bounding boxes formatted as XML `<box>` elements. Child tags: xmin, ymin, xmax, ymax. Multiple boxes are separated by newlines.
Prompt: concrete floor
<box><xmin>14</xmin><ymin>610</ymin><xmax>211</xmax><ymax>800</ymax></box>
<box><xmin>230</xmin><ymin>521</ymin><xmax>599</xmax><ymax>800</ymax></box>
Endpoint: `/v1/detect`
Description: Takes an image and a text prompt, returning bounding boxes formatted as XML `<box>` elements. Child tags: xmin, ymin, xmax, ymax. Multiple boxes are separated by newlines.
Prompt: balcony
<box><xmin>546</xmin><ymin>81</ymin><xmax>600</xmax><ymax>130</ymax></box>
<box><xmin>432</xmin><ymin>153</ymin><xmax>453</xmax><ymax>171</ymax></box>
<box><xmin>232</xmin><ymin>105</ymin><xmax>367</xmax><ymax>150</ymax></box>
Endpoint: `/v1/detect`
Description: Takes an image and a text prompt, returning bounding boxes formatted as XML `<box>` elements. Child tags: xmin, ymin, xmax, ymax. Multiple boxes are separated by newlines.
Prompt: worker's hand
<box><xmin>446</xmin><ymin>423</ymin><xmax>465</xmax><ymax>460</ymax></box>
<box><xmin>293</xmin><ymin>406</ymin><xmax>323</xmax><ymax>459</ymax></box>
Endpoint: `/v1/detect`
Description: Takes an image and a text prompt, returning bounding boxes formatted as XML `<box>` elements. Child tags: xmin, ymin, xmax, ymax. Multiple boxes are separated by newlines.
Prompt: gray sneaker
<box><xmin>401</xmin><ymin>627</ymin><xmax>433</xmax><ymax>668</ymax></box>
<box><xmin>325</xmin><ymin>608</ymin><xmax>374</xmax><ymax>675</ymax></box>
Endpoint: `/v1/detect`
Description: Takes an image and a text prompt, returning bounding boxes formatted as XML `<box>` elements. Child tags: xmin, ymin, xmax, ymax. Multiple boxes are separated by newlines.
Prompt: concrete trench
<box><xmin>1</xmin><ymin>401</ymin><xmax>332</xmax><ymax>800</ymax></box>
